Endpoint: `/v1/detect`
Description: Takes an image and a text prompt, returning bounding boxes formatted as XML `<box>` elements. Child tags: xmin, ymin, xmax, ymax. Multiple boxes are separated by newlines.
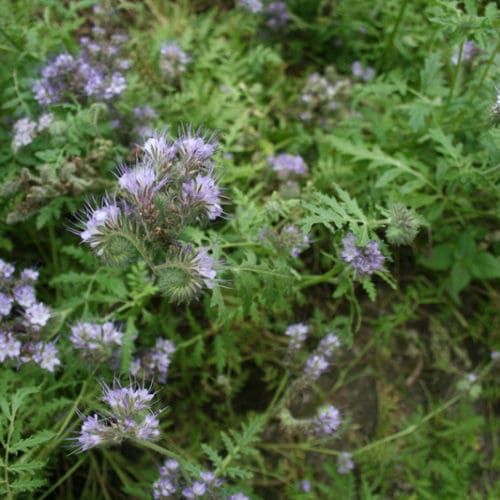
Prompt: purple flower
<box><xmin>285</xmin><ymin>322</ymin><xmax>309</xmax><ymax>352</ymax></box>
<box><xmin>143</xmin><ymin>131</ymin><xmax>176</xmax><ymax>166</ymax></box>
<box><xmin>351</xmin><ymin>61</ymin><xmax>375</xmax><ymax>82</ymax></box>
<box><xmin>0</xmin><ymin>293</ymin><xmax>13</xmax><ymax>317</ymax></box>
<box><xmin>268</xmin><ymin>154</ymin><xmax>309</xmax><ymax>178</ymax></box>
<box><xmin>77</xmin><ymin>197</ymin><xmax>122</xmax><ymax>256</ymax></box>
<box><xmin>70</xmin><ymin>321</ymin><xmax>123</xmax><ymax>361</ymax></box>
<box><xmin>341</xmin><ymin>232</ymin><xmax>385</xmax><ymax>277</ymax></box>
<box><xmin>0</xmin><ymin>259</ymin><xmax>15</xmax><ymax>279</ymax></box>
<box><xmin>337</xmin><ymin>451</ymin><xmax>355</xmax><ymax>474</ymax></box>
<box><xmin>182</xmin><ymin>174</ymin><xmax>223</xmax><ymax>220</ymax></box>
<box><xmin>160</xmin><ymin>43</ymin><xmax>191</xmax><ymax>81</ymax></box>
<box><xmin>192</xmin><ymin>247</ymin><xmax>217</xmax><ymax>289</ymax></box>
<box><xmin>317</xmin><ymin>332</ymin><xmax>340</xmax><ymax>358</ymax></box>
<box><xmin>228</xmin><ymin>494</ymin><xmax>250</xmax><ymax>500</ymax></box>
<box><xmin>37</xmin><ymin>112</ymin><xmax>54</xmax><ymax>132</ymax></box>
<box><xmin>20</xmin><ymin>268</ymin><xmax>39</xmax><ymax>282</ymax></box>
<box><xmin>118</xmin><ymin>162</ymin><xmax>164</xmax><ymax>206</ymax></box>
<box><xmin>282</xmin><ymin>225</ymin><xmax>310</xmax><ymax>257</ymax></box>
<box><xmin>300</xmin><ymin>479</ymin><xmax>312</xmax><ymax>493</ymax></box>
<box><xmin>103</xmin><ymin>72</ymin><xmax>126</xmax><ymax>99</ymax></box>
<box><xmin>29</xmin><ymin>341</ymin><xmax>60</xmax><ymax>372</ymax></box>
<box><xmin>24</xmin><ymin>302</ymin><xmax>51</xmax><ymax>329</ymax></box>
<box><xmin>78</xmin><ymin>414</ymin><xmax>107</xmax><ymax>451</ymax></box>
<box><xmin>238</xmin><ymin>0</ymin><xmax>263</xmax><ymax>13</ymax></box>
<box><xmin>304</xmin><ymin>355</ymin><xmax>329</xmax><ymax>381</ymax></box>
<box><xmin>131</xmin><ymin>337</ymin><xmax>175</xmax><ymax>382</ymax></box>
<box><xmin>174</xmin><ymin>131</ymin><xmax>217</xmax><ymax>167</ymax></box>
<box><xmin>182</xmin><ymin>481</ymin><xmax>206</xmax><ymax>498</ymax></box>
<box><xmin>13</xmin><ymin>285</ymin><xmax>36</xmax><ymax>308</ymax></box>
<box><xmin>313</xmin><ymin>405</ymin><xmax>341</xmax><ymax>436</ymax></box>
<box><xmin>12</xmin><ymin>118</ymin><xmax>38</xmax><ymax>151</ymax></box>
<box><xmin>153</xmin><ymin>459</ymin><xmax>179</xmax><ymax>499</ymax></box>
<box><xmin>0</xmin><ymin>331</ymin><xmax>21</xmax><ymax>362</ymax></box>
<box><xmin>265</xmin><ymin>2</ymin><xmax>289</xmax><ymax>29</ymax></box>
<box><xmin>76</xmin><ymin>382</ymin><xmax>161</xmax><ymax>452</ymax></box>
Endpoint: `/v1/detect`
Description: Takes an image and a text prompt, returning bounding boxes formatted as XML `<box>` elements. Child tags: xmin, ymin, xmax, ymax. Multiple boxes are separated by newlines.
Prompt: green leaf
<box><xmin>420</xmin><ymin>244</ymin><xmax>454</xmax><ymax>271</ymax></box>
<box><xmin>9</xmin><ymin>430</ymin><xmax>55</xmax><ymax>454</ymax></box>
<box><xmin>470</xmin><ymin>252</ymin><xmax>500</xmax><ymax>280</ymax></box>
<box><xmin>449</xmin><ymin>263</ymin><xmax>471</xmax><ymax>301</ymax></box>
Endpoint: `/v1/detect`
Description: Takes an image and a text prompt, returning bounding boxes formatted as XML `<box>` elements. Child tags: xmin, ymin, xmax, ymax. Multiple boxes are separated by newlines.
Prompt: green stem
<box><xmin>476</xmin><ymin>39</ymin><xmax>500</xmax><ymax>91</ymax></box>
<box><xmin>299</xmin><ymin>267</ymin><xmax>338</xmax><ymax>289</ymax></box>
<box><xmin>133</xmin><ymin>440</ymin><xmax>184</xmax><ymax>462</ymax></box>
<box><xmin>38</xmin><ymin>457</ymin><xmax>85</xmax><ymax>500</ymax></box>
<box><xmin>386</xmin><ymin>0</ymin><xmax>409</xmax><ymax>52</ymax></box>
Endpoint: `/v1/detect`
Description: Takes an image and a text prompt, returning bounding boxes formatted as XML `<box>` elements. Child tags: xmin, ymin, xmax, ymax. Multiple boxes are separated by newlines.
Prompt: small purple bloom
<box><xmin>12</xmin><ymin>118</ymin><xmax>38</xmax><ymax>151</ymax></box>
<box><xmin>160</xmin><ymin>43</ymin><xmax>191</xmax><ymax>81</ymax></box>
<box><xmin>304</xmin><ymin>354</ymin><xmax>329</xmax><ymax>381</ymax></box>
<box><xmin>285</xmin><ymin>322</ymin><xmax>309</xmax><ymax>352</ymax></box>
<box><xmin>341</xmin><ymin>232</ymin><xmax>385</xmax><ymax>277</ymax></box>
<box><xmin>0</xmin><ymin>259</ymin><xmax>15</xmax><ymax>279</ymax></box>
<box><xmin>20</xmin><ymin>268</ymin><xmax>39</xmax><ymax>282</ymax></box>
<box><xmin>314</xmin><ymin>405</ymin><xmax>341</xmax><ymax>436</ymax></box>
<box><xmin>0</xmin><ymin>331</ymin><xmax>21</xmax><ymax>362</ymax></box>
<box><xmin>238</xmin><ymin>0</ymin><xmax>263</xmax><ymax>13</ymax></box>
<box><xmin>13</xmin><ymin>285</ymin><xmax>36</xmax><ymax>308</ymax></box>
<box><xmin>337</xmin><ymin>451</ymin><xmax>355</xmax><ymax>474</ymax></box>
<box><xmin>268</xmin><ymin>153</ymin><xmax>309</xmax><ymax>178</ymax></box>
<box><xmin>266</xmin><ymin>2</ymin><xmax>289</xmax><ymax>29</ymax></box>
<box><xmin>192</xmin><ymin>247</ymin><xmax>217</xmax><ymax>289</ymax></box>
<box><xmin>300</xmin><ymin>479</ymin><xmax>312</xmax><ymax>493</ymax></box>
<box><xmin>25</xmin><ymin>302</ymin><xmax>51</xmax><ymax>329</ymax></box>
<box><xmin>30</xmin><ymin>341</ymin><xmax>60</xmax><ymax>372</ymax></box>
<box><xmin>0</xmin><ymin>293</ymin><xmax>13</xmax><ymax>317</ymax></box>
<box><xmin>182</xmin><ymin>174</ymin><xmax>223</xmax><ymax>220</ymax></box>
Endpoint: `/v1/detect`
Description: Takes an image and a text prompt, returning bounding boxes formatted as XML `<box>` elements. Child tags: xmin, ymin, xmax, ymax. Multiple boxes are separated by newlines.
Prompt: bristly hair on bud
<box><xmin>385</xmin><ymin>203</ymin><xmax>420</xmax><ymax>246</ymax></box>
<box><xmin>72</xmin><ymin>195</ymin><xmax>136</xmax><ymax>264</ymax></box>
<box><xmin>156</xmin><ymin>245</ymin><xmax>218</xmax><ymax>302</ymax></box>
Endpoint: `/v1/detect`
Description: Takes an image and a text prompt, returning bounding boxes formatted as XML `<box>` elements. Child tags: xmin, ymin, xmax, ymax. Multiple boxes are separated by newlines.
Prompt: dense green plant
<box><xmin>0</xmin><ymin>0</ymin><xmax>498</xmax><ymax>498</ymax></box>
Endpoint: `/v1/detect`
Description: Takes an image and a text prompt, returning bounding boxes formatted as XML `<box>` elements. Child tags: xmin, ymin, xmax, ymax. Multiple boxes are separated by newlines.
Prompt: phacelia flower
<box><xmin>268</xmin><ymin>154</ymin><xmax>309</xmax><ymax>178</ymax></box>
<box><xmin>37</xmin><ymin>112</ymin><xmax>54</xmax><ymax>132</ymax></box>
<box><xmin>192</xmin><ymin>247</ymin><xmax>217</xmax><ymax>289</ymax></box>
<box><xmin>153</xmin><ymin>459</ymin><xmax>180</xmax><ymax>498</ymax></box>
<box><xmin>303</xmin><ymin>354</ymin><xmax>330</xmax><ymax>381</ymax></box>
<box><xmin>13</xmin><ymin>285</ymin><xmax>36</xmax><ymax>308</ymax></box>
<box><xmin>341</xmin><ymin>232</ymin><xmax>385</xmax><ymax>277</ymax></box>
<box><xmin>76</xmin><ymin>381</ymin><xmax>161</xmax><ymax>452</ymax></box>
<box><xmin>317</xmin><ymin>332</ymin><xmax>340</xmax><ymax>358</ymax></box>
<box><xmin>174</xmin><ymin>130</ymin><xmax>217</xmax><ymax>169</ymax></box>
<box><xmin>118</xmin><ymin>162</ymin><xmax>164</xmax><ymax>207</ymax></box>
<box><xmin>0</xmin><ymin>331</ymin><xmax>21</xmax><ymax>362</ymax></box>
<box><xmin>130</xmin><ymin>337</ymin><xmax>175</xmax><ymax>382</ymax></box>
<box><xmin>70</xmin><ymin>321</ymin><xmax>123</xmax><ymax>361</ymax></box>
<box><xmin>20</xmin><ymin>268</ymin><xmax>39</xmax><ymax>282</ymax></box>
<box><xmin>0</xmin><ymin>293</ymin><xmax>13</xmax><ymax>317</ymax></box>
<box><xmin>282</xmin><ymin>225</ymin><xmax>310</xmax><ymax>257</ymax></box>
<box><xmin>285</xmin><ymin>322</ymin><xmax>309</xmax><ymax>352</ymax></box>
<box><xmin>77</xmin><ymin>197</ymin><xmax>125</xmax><ymax>259</ymax></box>
<box><xmin>160</xmin><ymin>43</ymin><xmax>191</xmax><ymax>82</ymax></box>
<box><xmin>24</xmin><ymin>302</ymin><xmax>51</xmax><ymax>329</ymax></box>
<box><xmin>313</xmin><ymin>405</ymin><xmax>341</xmax><ymax>436</ymax></box>
<box><xmin>182</xmin><ymin>174</ymin><xmax>223</xmax><ymax>220</ymax></box>
<box><xmin>0</xmin><ymin>259</ymin><xmax>15</xmax><ymax>280</ymax></box>
<box><xmin>265</xmin><ymin>2</ymin><xmax>289</xmax><ymax>29</ymax></box>
<box><xmin>28</xmin><ymin>341</ymin><xmax>60</xmax><ymax>372</ymax></box>
<box><xmin>12</xmin><ymin>118</ymin><xmax>38</xmax><ymax>151</ymax></box>
<box><xmin>337</xmin><ymin>451</ymin><xmax>355</xmax><ymax>474</ymax></box>
<box><xmin>351</xmin><ymin>61</ymin><xmax>375</xmax><ymax>82</ymax></box>
<box><xmin>300</xmin><ymin>479</ymin><xmax>312</xmax><ymax>493</ymax></box>
<box><xmin>238</xmin><ymin>0</ymin><xmax>263</xmax><ymax>13</ymax></box>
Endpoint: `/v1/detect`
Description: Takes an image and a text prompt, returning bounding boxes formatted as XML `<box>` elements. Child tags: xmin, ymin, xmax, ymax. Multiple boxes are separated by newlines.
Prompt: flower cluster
<box><xmin>0</xmin><ymin>259</ymin><xmax>59</xmax><ymax>372</ymax></box>
<box><xmin>385</xmin><ymin>203</ymin><xmax>420</xmax><ymax>245</ymax></box>
<box><xmin>337</xmin><ymin>451</ymin><xmax>355</xmax><ymax>474</ymax></box>
<box><xmin>341</xmin><ymin>233</ymin><xmax>385</xmax><ymax>278</ymax></box>
<box><xmin>301</xmin><ymin>332</ymin><xmax>340</xmax><ymax>384</ymax></box>
<box><xmin>312</xmin><ymin>405</ymin><xmax>341</xmax><ymax>436</ymax></box>
<box><xmin>32</xmin><ymin>22</ymin><xmax>129</xmax><ymax>106</ymax></box>
<box><xmin>76</xmin><ymin>382</ymin><xmax>161</xmax><ymax>451</ymax></box>
<box><xmin>160</xmin><ymin>43</ymin><xmax>192</xmax><ymax>83</ymax></box>
<box><xmin>131</xmin><ymin>337</ymin><xmax>175</xmax><ymax>382</ymax></box>
<box><xmin>268</xmin><ymin>153</ymin><xmax>308</xmax><ymax>179</ymax></box>
<box><xmin>264</xmin><ymin>2</ymin><xmax>290</xmax><ymax>29</ymax></box>
<box><xmin>152</xmin><ymin>460</ymin><xmax>249</xmax><ymax>499</ymax></box>
<box><xmin>351</xmin><ymin>61</ymin><xmax>375</xmax><ymax>82</ymax></box>
<box><xmin>238</xmin><ymin>0</ymin><xmax>263</xmax><ymax>13</ymax></box>
<box><xmin>74</xmin><ymin>129</ymin><xmax>222</xmax><ymax>302</ymax></box>
<box><xmin>284</xmin><ymin>322</ymin><xmax>309</xmax><ymax>352</ymax></box>
<box><xmin>299</xmin><ymin>66</ymin><xmax>351</xmax><ymax>128</ymax></box>
<box><xmin>12</xmin><ymin>113</ymin><xmax>54</xmax><ymax>152</ymax></box>
<box><xmin>69</xmin><ymin>321</ymin><xmax>123</xmax><ymax>363</ymax></box>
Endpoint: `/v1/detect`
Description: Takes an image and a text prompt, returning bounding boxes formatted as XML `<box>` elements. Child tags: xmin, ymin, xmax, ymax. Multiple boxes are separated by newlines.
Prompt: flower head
<box><xmin>160</xmin><ymin>43</ymin><xmax>191</xmax><ymax>82</ymax></box>
<box><xmin>182</xmin><ymin>174</ymin><xmax>223</xmax><ymax>220</ymax></box>
<box><xmin>337</xmin><ymin>451</ymin><xmax>355</xmax><ymax>474</ymax></box>
<box><xmin>313</xmin><ymin>405</ymin><xmax>341</xmax><ymax>436</ymax></box>
<box><xmin>268</xmin><ymin>154</ymin><xmax>309</xmax><ymax>178</ymax></box>
<box><xmin>341</xmin><ymin>232</ymin><xmax>385</xmax><ymax>277</ymax></box>
<box><xmin>12</xmin><ymin>118</ymin><xmax>37</xmax><ymax>151</ymax></box>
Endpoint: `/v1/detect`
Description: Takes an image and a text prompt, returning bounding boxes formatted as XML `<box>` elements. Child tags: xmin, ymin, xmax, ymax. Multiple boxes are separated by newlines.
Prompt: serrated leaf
<box><xmin>9</xmin><ymin>430</ymin><xmax>55</xmax><ymax>453</ymax></box>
